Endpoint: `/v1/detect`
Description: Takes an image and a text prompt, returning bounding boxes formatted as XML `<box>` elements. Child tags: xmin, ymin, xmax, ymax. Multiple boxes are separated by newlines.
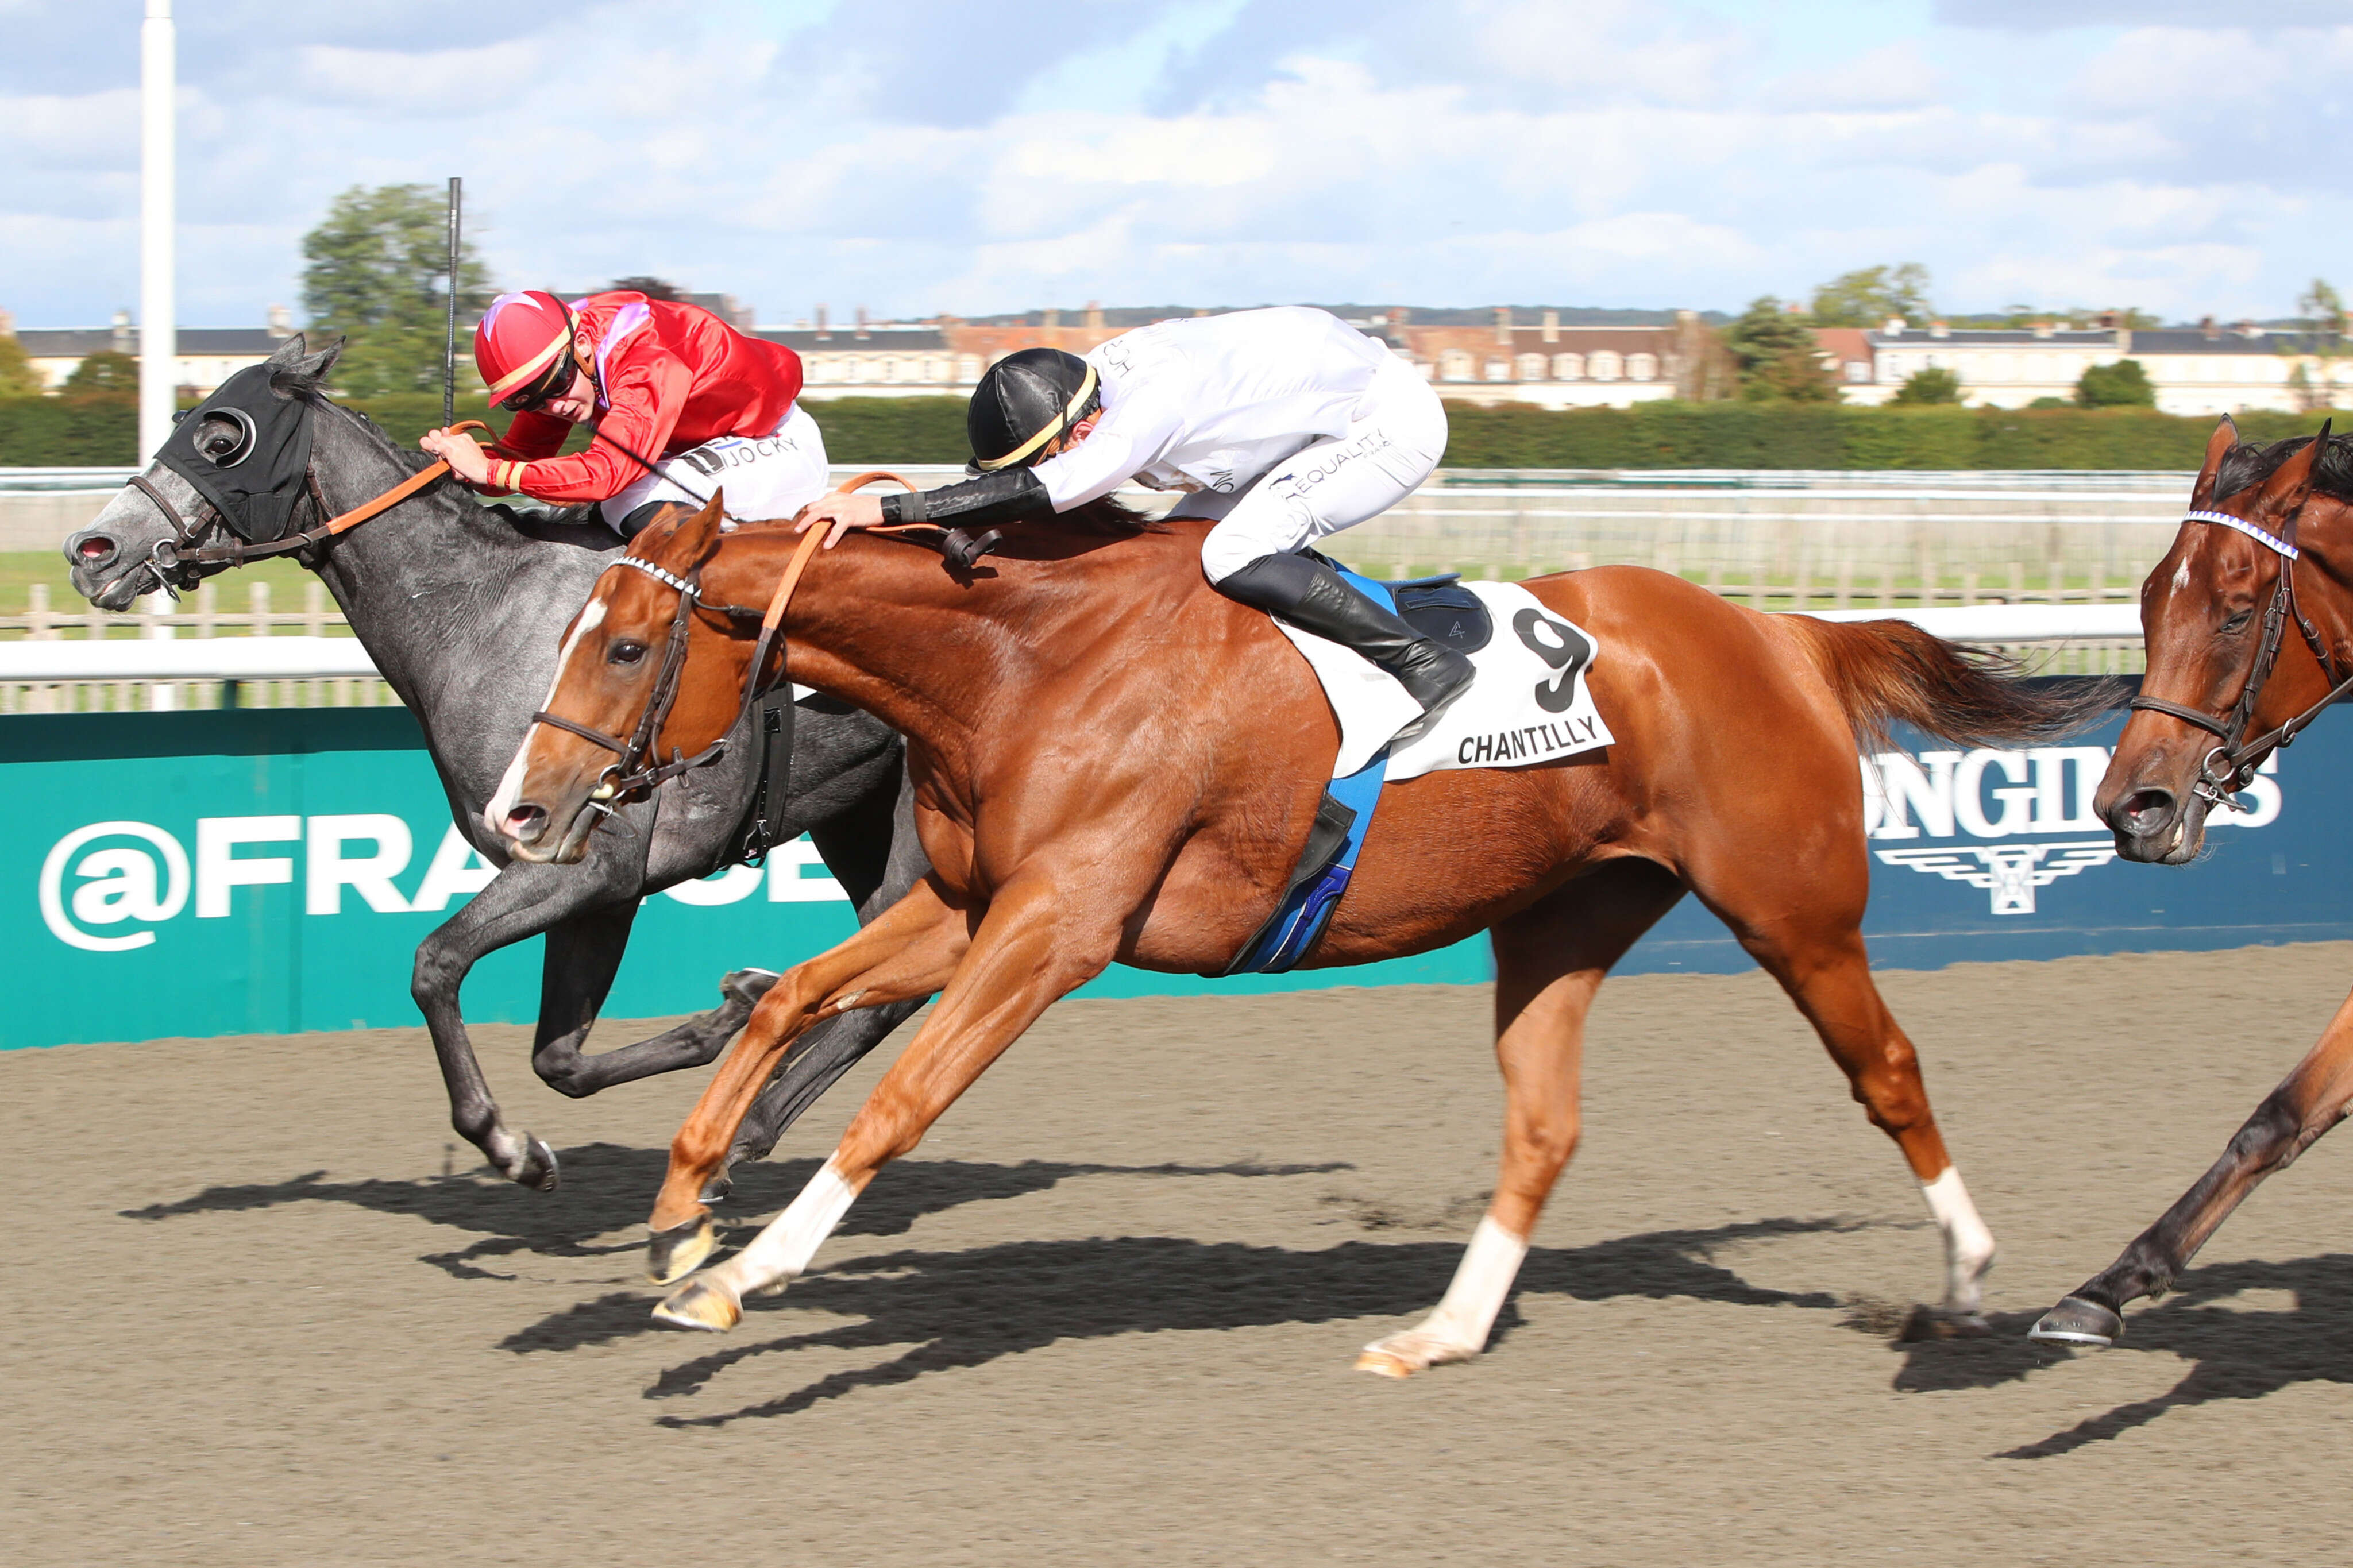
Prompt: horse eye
<box><xmin>608</xmin><ymin>639</ymin><xmax>648</xmax><ymax>666</ymax></box>
<box><xmin>2220</xmin><ymin>609</ymin><xmax>2252</xmax><ymax>635</ymax></box>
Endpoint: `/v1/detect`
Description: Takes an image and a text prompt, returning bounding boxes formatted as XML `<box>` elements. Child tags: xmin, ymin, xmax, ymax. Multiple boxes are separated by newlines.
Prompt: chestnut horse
<box><xmin>492</xmin><ymin>491</ymin><xmax>2096</xmax><ymax>1376</ymax></box>
<box><xmin>2035</xmin><ymin>418</ymin><xmax>2353</xmax><ymax>1347</ymax></box>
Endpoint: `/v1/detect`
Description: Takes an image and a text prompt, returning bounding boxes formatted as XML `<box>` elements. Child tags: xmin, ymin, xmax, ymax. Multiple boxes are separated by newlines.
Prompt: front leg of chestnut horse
<box><xmin>653</xmin><ymin>876</ymin><xmax>1123</xmax><ymax>1330</ymax></box>
<box><xmin>2034</xmin><ymin>995</ymin><xmax>2353</xmax><ymax>1347</ymax></box>
<box><xmin>643</xmin><ymin>878</ymin><xmax>974</xmax><ymax>1284</ymax></box>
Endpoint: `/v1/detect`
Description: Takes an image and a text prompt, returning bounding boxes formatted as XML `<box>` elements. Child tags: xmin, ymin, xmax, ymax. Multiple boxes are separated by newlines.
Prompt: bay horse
<box><xmin>63</xmin><ymin>337</ymin><xmax>929</xmax><ymax>1195</ymax></box>
<box><xmin>492</xmin><ymin>488</ymin><xmax>2099</xmax><ymax>1376</ymax></box>
<box><xmin>2035</xmin><ymin>417</ymin><xmax>2353</xmax><ymax>1347</ymax></box>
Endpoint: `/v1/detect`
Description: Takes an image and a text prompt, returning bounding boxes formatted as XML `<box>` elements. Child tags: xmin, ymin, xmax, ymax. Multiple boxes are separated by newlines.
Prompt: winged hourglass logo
<box><xmin>1873</xmin><ymin>841</ymin><xmax>2116</xmax><ymax>915</ymax></box>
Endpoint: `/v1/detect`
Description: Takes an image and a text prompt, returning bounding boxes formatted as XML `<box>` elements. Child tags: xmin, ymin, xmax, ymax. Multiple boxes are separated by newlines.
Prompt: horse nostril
<box><xmin>75</xmin><ymin>534</ymin><xmax>117</xmax><ymax>564</ymax></box>
<box><xmin>2113</xmin><ymin>787</ymin><xmax>2176</xmax><ymax>835</ymax></box>
<box><xmin>504</xmin><ymin>802</ymin><xmax>549</xmax><ymax>843</ymax></box>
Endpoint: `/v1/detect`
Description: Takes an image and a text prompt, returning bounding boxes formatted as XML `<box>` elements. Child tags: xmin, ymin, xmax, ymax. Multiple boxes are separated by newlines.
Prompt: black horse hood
<box><xmin>154</xmin><ymin>363</ymin><xmax>316</xmax><ymax>542</ymax></box>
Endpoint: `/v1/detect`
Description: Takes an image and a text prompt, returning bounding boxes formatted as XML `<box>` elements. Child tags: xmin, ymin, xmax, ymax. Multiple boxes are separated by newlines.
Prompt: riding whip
<box><xmin>442</xmin><ymin>177</ymin><xmax>462</xmax><ymax>431</ymax></box>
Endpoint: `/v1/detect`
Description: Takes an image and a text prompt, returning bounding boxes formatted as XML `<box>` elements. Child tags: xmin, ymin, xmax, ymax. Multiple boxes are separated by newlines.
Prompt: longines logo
<box><xmin>1861</xmin><ymin>746</ymin><xmax>2281</xmax><ymax>916</ymax></box>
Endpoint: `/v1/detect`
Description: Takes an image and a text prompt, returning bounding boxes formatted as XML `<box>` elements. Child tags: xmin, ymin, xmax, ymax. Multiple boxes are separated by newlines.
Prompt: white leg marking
<box><xmin>707</xmin><ymin>1156</ymin><xmax>862</xmax><ymax>1298</ymax></box>
<box><xmin>1359</xmin><ymin>1216</ymin><xmax>1530</xmax><ymax>1375</ymax></box>
<box><xmin>1920</xmin><ymin>1165</ymin><xmax>1996</xmax><ymax>1315</ymax></box>
<box><xmin>484</xmin><ymin>599</ymin><xmax>607</xmax><ymax>832</ymax></box>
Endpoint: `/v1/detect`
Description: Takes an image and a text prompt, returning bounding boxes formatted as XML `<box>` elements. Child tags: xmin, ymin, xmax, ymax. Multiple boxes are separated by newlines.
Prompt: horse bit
<box><xmin>2128</xmin><ymin>504</ymin><xmax>2353</xmax><ymax>809</ymax></box>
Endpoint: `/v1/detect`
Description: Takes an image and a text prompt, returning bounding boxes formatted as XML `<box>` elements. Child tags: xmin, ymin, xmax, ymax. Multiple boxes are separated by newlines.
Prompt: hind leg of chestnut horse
<box><xmin>1357</xmin><ymin>858</ymin><xmax>1690</xmax><ymax>1378</ymax></box>
<box><xmin>1696</xmin><ymin>829</ymin><xmax>1996</xmax><ymax>1319</ymax></box>
<box><xmin>644</xmin><ymin>876</ymin><xmax>980</xmax><ymax>1284</ymax></box>
<box><xmin>654</xmin><ymin>874</ymin><xmax>1127</xmax><ymax>1329</ymax></box>
<box><xmin>2034</xmin><ymin>995</ymin><xmax>2353</xmax><ymax>1347</ymax></box>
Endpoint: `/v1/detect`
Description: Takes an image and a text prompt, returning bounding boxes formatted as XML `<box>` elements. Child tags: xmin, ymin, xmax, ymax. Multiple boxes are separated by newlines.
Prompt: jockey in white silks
<box><xmin>796</xmin><ymin>306</ymin><xmax>1474</xmax><ymax>736</ymax></box>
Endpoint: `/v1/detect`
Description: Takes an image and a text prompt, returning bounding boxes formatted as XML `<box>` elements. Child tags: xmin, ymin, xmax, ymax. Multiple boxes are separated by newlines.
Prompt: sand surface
<box><xmin>4</xmin><ymin>946</ymin><xmax>2350</xmax><ymax>1565</ymax></box>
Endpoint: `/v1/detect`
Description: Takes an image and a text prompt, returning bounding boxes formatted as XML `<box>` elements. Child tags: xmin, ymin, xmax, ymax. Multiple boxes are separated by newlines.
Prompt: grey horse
<box><xmin>64</xmin><ymin>336</ymin><xmax>926</xmax><ymax>1194</ymax></box>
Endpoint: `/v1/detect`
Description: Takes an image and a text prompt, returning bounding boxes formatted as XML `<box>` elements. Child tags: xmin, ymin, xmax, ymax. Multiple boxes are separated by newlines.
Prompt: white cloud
<box><xmin>1</xmin><ymin>0</ymin><xmax>2349</xmax><ymax>331</ymax></box>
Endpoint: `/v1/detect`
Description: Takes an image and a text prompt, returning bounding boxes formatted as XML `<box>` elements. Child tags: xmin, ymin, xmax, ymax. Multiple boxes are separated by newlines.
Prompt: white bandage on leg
<box><xmin>710</xmin><ymin>1156</ymin><xmax>862</xmax><ymax>1297</ymax></box>
<box><xmin>1920</xmin><ymin>1165</ymin><xmax>1996</xmax><ymax>1314</ymax></box>
<box><xmin>1411</xmin><ymin>1215</ymin><xmax>1531</xmax><ymax>1354</ymax></box>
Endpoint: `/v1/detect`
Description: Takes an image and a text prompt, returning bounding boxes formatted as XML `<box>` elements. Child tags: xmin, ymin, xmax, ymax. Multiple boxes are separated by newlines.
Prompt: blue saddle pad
<box><xmin>1222</xmin><ymin>567</ymin><xmax>1395</xmax><ymax>976</ymax></box>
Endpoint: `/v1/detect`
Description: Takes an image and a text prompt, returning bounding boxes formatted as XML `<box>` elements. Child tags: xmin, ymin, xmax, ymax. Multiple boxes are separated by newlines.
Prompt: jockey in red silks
<box><xmin>421</xmin><ymin>289</ymin><xmax>828</xmax><ymax>536</ymax></box>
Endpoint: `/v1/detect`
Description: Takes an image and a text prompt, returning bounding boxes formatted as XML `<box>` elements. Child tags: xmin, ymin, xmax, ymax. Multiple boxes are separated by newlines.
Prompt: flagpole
<box><xmin>138</xmin><ymin>0</ymin><xmax>176</xmax><ymax>461</ymax></box>
<box><xmin>443</xmin><ymin>177</ymin><xmax>462</xmax><ymax>430</ymax></box>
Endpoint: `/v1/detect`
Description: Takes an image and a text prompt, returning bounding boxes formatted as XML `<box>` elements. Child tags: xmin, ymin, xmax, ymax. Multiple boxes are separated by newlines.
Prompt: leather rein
<box><xmin>2129</xmin><ymin>504</ymin><xmax>2353</xmax><ymax>807</ymax></box>
<box><xmin>126</xmin><ymin>419</ymin><xmax>491</xmax><ymax>589</ymax></box>
<box><xmin>527</xmin><ymin>472</ymin><xmax>940</xmax><ymax>806</ymax></box>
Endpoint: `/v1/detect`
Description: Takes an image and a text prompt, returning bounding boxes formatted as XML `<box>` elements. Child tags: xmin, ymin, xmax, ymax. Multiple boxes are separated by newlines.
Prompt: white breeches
<box><xmin>1186</xmin><ymin>355</ymin><xmax>1446</xmax><ymax>584</ymax></box>
<box><xmin>600</xmin><ymin>403</ymin><xmax>830</xmax><ymax>532</ymax></box>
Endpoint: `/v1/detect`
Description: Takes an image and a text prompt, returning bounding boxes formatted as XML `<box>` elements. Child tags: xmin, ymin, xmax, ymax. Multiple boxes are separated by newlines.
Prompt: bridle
<box><xmin>123</xmin><ymin>415</ymin><xmax>490</xmax><ymax>592</ymax></box>
<box><xmin>524</xmin><ymin>473</ymin><xmax>943</xmax><ymax>808</ymax></box>
<box><xmin>2128</xmin><ymin>501</ymin><xmax>2353</xmax><ymax>808</ymax></box>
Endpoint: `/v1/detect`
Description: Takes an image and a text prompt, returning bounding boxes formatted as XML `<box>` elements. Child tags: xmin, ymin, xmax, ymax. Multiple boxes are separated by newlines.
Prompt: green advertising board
<box><xmin>4</xmin><ymin>709</ymin><xmax>1492</xmax><ymax>1051</ymax></box>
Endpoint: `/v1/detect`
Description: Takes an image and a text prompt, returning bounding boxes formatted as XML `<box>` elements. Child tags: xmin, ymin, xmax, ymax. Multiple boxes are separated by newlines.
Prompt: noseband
<box><xmin>2130</xmin><ymin>505</ymin><xmax>2353</xmax><ymax>806</ymax></box>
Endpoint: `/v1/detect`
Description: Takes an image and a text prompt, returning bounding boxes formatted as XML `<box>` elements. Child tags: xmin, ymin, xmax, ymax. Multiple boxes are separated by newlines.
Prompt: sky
<box><xmin>1</xmin><ymin>0</ymin><xmax>2348</xmax><ymax>329</ymax></box>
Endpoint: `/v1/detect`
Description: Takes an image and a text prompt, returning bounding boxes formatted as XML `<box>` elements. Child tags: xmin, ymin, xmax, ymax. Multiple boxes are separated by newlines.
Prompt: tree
<box><xmin>1723</xmin><ymin>297</ymin><xmax>1839</xmax><ymax>403</ymax></box>
<box><xmin>1889</xmin><ymin>366</ymin><xmax>1964</xmax><ymax>405</ymax></box>
<box><xmin>0</xmin><ymin>335</ymin><xmax>38</xmax><ymax>397</ymax></box>
<box><xmin>1809</xmin><ymin>264</ymin><xmax>1933</xmax><ymax>328</ymax></box>
<box><xmin>302</xmin><ymin>184</ymin><xmax>495</xmax><ymax>399</ymax></box>
<box><xmin>2076</xmin><ymin>358</ymin><xmax>2155</xmax><ymax>408</ymax></box>
<box><xmin>609</xmin><ymin>276</ymin><xmax>684</xmax><ymax>302</ymax></box>
<box><xmin>64</xmin><ymin>350</ymin><xmax>138</xmax><ymax>397</ymax></box>
<box><xmin>2288</xmin><ymin>278</ymin><xmax>2346</xmax><ymax>411</ymax></box>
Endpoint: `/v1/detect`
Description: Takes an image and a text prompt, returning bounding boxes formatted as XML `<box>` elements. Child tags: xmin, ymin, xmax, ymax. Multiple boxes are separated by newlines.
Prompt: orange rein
<box><xmin>751</xmin><ymin>469</ymin><xmax>935</xmax><ymax>642</ymax></box>
<box><xmin>322</xmin><ymin>418</ymin><xmax>493</xmax><ymax>536</ymax></box>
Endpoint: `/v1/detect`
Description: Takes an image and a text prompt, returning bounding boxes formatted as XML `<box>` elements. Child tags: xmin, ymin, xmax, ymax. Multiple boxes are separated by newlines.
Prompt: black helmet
<box><xmin>967</xmin><ymin>348</ymin><xmax>1100</xmax><ymax>471</ymax></box>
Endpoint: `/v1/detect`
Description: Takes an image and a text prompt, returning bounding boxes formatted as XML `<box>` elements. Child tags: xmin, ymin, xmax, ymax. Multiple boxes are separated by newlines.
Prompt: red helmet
<box><xmin>475</xmin><ymin>290</ymin><xmax>580</xmax><ymax>410</ymax></box>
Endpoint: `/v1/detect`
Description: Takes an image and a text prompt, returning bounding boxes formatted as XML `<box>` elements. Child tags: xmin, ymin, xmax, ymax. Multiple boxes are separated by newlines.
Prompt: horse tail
<box><xmin>1784</xmin><ymin>616</ymin><xmax>2121</xmax><ymax>752</ymax></box>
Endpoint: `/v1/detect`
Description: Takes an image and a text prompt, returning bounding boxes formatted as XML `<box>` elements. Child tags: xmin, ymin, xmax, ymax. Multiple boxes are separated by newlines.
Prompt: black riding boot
<box><xmin>1217</xmin><ymin>552</ymin><xmax>1475</xmax><ymax>737</ymax></box>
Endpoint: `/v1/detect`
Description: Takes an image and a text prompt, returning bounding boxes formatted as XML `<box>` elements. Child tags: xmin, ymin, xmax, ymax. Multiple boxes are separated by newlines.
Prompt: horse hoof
<box><xmin>698</xmin><ymin>1172</ymin><xmax>734</xmax><ymax>1206</ymax></box>
<box><xmin>1353</xmin><ymin>1328</ymin><xmax>1472</xmax><ymax>1379</ymax></box>
<box><xmin>646</xmin><ymin>1212</ymin><xmax>716</xmax><ymax>1285</ymax></box>
<box><xmin>652</xmin><ymin>1277</ymin><xmax>741</xmax><ymax>1333</ymax></box>
<box><xmin>2028</xmin><ymin>1295</ymin><xmax>2122</xmax><ymax>1348</ymax></box>
<box><xmin>723</xmin><ymin>968</ymin><xmax>782</xmax><ymax>1009</ymax></box>
<box><xmin>514</xmin><ymin>1136</ymin><xmax>560</xmax><ymax>1192</ymax></box>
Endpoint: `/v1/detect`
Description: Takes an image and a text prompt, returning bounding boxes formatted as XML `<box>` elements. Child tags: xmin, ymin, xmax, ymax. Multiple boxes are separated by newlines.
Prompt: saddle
<box><xmin>1390</xmin><ymin>573</ymin><xmax>1492</xmax><ymax>655</ymax></box>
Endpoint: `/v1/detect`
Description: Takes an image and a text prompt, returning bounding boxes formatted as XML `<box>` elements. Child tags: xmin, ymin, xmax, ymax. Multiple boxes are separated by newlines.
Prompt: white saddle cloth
<box><xmin>1274</xmin><ymin>579</ymin><xmax>1615</xmax><ymax>782</ymax></box>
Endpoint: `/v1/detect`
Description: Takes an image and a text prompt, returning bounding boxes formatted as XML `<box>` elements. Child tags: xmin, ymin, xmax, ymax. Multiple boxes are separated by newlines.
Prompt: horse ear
<box><xmin>2258</xmin><ymin>420</ymin><xmax>2331</xmax><ymax>512</ymax></box>
<box><xmin>267</xmin><ymin>333</ymin><xmax>343</xmax><ymax>395</ymax></box>
<box><xmin>630</xmin><ymin>489</ymin><xmax>726</xmax><ymax>569</ymax></box>
<box><xmin>2190</xmin><ymin>414</ymin><xmax>2238</xmax><ymax>507</ymax></box>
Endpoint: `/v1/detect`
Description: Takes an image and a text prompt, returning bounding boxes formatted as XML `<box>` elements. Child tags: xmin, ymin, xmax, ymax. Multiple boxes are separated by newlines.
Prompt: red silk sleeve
<box><xmin>497</xmin><ymin>350</ymin><xmax>694</xmax><ymax>504</ymax></box>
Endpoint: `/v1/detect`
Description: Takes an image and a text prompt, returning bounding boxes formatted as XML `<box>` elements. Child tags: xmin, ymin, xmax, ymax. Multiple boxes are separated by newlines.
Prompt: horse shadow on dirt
<box><xmin>1869</xmin><ymin>1253</ymin><xmax>2353</xmax><ymax>1459</ymax></box>
<box><xmin>496</xmin><ymin>1214</ymin><xmax>1861</xmax><ymax>1428</ymax></box>
<box><xmin>118</xmin><ymin>1145</ymin><xmax>1351</xmax><ymax>1281</ymax></box>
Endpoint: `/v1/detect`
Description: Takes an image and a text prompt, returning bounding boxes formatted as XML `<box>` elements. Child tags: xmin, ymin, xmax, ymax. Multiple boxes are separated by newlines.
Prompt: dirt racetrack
<box><xmin>5</xmin><ymin>945</ymin><xmax>2351</xmax><ymax>1566</ymax></box>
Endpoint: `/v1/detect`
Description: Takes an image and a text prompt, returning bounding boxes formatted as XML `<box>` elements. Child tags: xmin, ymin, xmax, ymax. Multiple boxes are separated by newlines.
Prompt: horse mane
<box><xmin>2215</xmin><ymin>431</ymin><xmax>2353</xmax><ymax>505</ymax></box>
<box><xmin>1009</xmin><ymin>492</ymin><xmax>1164</xmax><ymax>539</ymax></box>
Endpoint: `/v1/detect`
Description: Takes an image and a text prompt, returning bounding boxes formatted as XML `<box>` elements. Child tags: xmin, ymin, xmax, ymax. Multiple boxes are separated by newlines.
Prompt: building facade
<box><xmin>1853</xmin><ymin>318</ymin><xmax>2349</xmax><ymax>415</ymax></box>
<box><xmin>6</xmin><ymin>307</ymin><xmax>295</xmax><ymax>396</ymax></box>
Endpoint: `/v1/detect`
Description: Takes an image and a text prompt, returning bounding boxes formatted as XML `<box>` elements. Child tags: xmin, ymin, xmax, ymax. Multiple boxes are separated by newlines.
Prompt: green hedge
<box><xmin>3</xmin><ymin>389</ymin><xmax>2335</xmax><ymax>472</ymax></box>
<box><xmin>1437</xmin><ymin>401</ymin><xmax>2328</xmax><ymax>470</ymax></box>
<box><xmin>0</xmin><ymin>396</ymin><xmax>138</xmax><ymax>466</ymax></box>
